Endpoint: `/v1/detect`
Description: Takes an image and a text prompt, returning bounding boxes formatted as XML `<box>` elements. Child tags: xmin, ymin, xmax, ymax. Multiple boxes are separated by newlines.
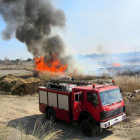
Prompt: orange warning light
<box><xmin>93</xmin><ymin>83</ymin><xmax>95</xmax><ymax>88</ymax></box>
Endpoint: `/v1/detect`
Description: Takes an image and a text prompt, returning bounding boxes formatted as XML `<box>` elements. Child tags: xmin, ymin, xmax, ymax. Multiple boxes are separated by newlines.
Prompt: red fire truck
<box><xmin>39</xmin><ymin>80</ymin><xmax>126</xmax><ymax>136</ymax></box>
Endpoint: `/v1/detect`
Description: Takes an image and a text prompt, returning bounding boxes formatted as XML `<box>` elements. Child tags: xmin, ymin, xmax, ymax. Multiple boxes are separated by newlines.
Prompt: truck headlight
<box><xmin>100</xmin><ymin>111</ymin><xmax>106</xmax><ymax>120</ymax></box>
<box><xmin>104</xmin><ymin>122</ymin><xmax>110</xmax><ymax>128</ymax></box>
<box><xmin>122</xmin><ymin>114</ymin><xmax>126</xmax><ymax>120</ymax></box>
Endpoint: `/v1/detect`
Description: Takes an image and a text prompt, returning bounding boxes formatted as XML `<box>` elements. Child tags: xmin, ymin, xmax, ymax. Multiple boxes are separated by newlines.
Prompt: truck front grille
<box><xmin>100</xmin><ymin>106</ymin><xmax>124</xmax><ymax>120</ymax></box>
<box><xmin>106</xmin><ymin>106</ymin><xmax>124</xmax><ymax>118</ymax></box>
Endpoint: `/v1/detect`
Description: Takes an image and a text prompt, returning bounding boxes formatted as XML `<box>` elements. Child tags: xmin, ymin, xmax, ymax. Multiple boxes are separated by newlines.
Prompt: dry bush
<box><xmin>38</xmin><ymin>72</ymin><xmax>58</xmax><ymax>81</ymax></box>
<box><xmin>17</xmin><ymin>74</ymin><xmax>33</xmax><ymax>78</ymax></box>
<box><xmin>124</xmin><ymin>102</ymin><xmax>140</xmax><ymax>118</ymax></box>
<box><xmin>68</xmin><ymin>70</ymin><xmax>95</xmax><ymax>81</ymax></box>
<box><xmin>130</xmin><ymin>95</ymin><xmax>140</xmax><ymax>103</ymax></box>
<box><xmin>102</xmin><ymin>70</ymin><xmax>110</xmax><ymax>80</ymax></box>
<box><xmin>0</xmin><ymin>115</ymin><xmax>62</xmax><ymax>140</ymax></box>
<box><xmin>114</xmin><ymin>76</ymin><xmax>140</xmax><ymax>118</ymax></box>
<box><xmin>74</xmin><ymin>74</ymin><xmax>95</xmax><ymax>81</ymax></box>
<box><xmin>38</xmin><ymin>71</ymin><xmax>95</xmax><ymax>82</ymax></box>
<box><xmin>0</xmin><ymin>75</ymin><xmax>42</xmax><ymax>95</ymax></box>
<box><xmin>114</xmin><ymin>76</ymin><xmax>140</xmax><ymax>93</ymax></box>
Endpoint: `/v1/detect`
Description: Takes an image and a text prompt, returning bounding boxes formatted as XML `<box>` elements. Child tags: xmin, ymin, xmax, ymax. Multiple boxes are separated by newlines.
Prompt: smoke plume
<box><xmin>0</xmin><ymin>0</ymin><xmax>70</xmax><ymax>68</ymax></box>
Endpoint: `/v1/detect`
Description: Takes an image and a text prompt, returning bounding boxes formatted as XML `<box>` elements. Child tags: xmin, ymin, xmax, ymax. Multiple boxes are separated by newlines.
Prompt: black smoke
<box><xmin>0</xmin><ymin>0</ymin><xmax>70</xmax><ymax>68</ymax></box>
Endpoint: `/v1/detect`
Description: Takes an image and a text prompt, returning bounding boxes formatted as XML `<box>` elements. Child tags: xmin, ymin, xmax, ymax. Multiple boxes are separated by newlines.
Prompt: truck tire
<box><xmin>47</xmin><ymin>108</ymin><xmax>56</xmax><ymax>121</ymax></box>
<box><xmin>81</xmin><ymin>119</ymin><xmax>96</xmax><ymax>137</ymax></box>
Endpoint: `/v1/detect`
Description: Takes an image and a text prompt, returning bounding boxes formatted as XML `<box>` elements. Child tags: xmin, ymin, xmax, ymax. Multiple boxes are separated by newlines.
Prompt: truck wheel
<box><xmin>81</xmin><ymin>119</ymin><xmax>96</xmax><ymax>137</ymax></box>
<box><xmin>47</xmin><ymin>108</ymin><xmax>56</xmax><ymax>121</ymax></box>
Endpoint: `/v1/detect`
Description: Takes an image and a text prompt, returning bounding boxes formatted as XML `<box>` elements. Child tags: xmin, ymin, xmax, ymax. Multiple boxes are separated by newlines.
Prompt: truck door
<box><xmin>86</xmin><ymin>92</ymin><xmax>100</xmax><ymax>121</ymax></box>
<box><xmin>73</xmin><ymin>91</ymin><xmax>83</xmax><ymax>121</ymax></box>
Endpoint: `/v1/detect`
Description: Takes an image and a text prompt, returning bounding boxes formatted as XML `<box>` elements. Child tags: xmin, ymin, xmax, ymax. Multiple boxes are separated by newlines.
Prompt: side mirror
<box><xmin>92</xmin><ymin>100</ymin><xmax>95</xmax><ymax>106</ymax></box>
<box><xmin>120</xmin><ymin>88</ymin><xmax>123</xmax><ymax>93</ymax></box>
<box><xmin>92</xmin><ymin>94</ymin><xmax>96</xmax><ymax>106</ymax></box>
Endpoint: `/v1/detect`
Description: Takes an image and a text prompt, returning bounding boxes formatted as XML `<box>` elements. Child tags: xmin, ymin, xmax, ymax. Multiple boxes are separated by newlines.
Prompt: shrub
<box><xmin>0</xmin><ymin>115</ymin><xmax>62</xmax><ymax>140</ymax></box>
<box><xmin>114</xmin><ymin>76</ymin><xmax>140</xmax><ymax>93</ymax></box>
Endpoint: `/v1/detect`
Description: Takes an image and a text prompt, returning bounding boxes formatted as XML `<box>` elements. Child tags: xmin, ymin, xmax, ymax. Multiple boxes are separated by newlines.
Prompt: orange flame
<box><xmin>113</xmin><ymin>63</ymin><xmax>121</xmax><ymax>66</ymax></box>
<box><xmin>34</xmin><ymin>56</ymin><xmax>67</xmax><ymax>74</ymax></box>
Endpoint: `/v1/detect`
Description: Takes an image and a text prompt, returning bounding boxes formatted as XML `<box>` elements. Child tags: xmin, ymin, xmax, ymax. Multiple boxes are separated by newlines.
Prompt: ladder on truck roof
<box><xmin>49</xmin><ymin>79</ymin><xmax>92</xmax><ymax>86</ymax></box>
<box><xmin>46</xmin><ymin>79</ymin><xmax>92</xmax><ymax>92</ymax></box>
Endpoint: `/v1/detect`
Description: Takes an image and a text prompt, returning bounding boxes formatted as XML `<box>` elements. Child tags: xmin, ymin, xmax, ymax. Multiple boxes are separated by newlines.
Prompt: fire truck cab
<box><xmin>39</xmin><ymin>81</ymin><xmax>126</xmax><ymax>137</ymax></box>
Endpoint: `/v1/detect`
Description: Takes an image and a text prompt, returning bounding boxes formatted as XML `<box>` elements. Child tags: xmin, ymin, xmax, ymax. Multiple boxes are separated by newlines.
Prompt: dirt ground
<box><xmin>0</xmin><ymin>70</ymin><xmax>32</xmax><ymax>77</ymax></box>
<box><xmin>1</xmin><ymin>94</ymin><xmax>139</xmax><ymax>140</ymax></box>
<box><xmin>0</xmin><ymin>63</ymin><xmax>34</xmax><ymax>77</ymax></box>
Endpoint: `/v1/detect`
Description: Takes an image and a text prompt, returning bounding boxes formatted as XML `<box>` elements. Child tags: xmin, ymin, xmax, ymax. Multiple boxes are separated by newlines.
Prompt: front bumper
<box><xmin>100</xmin><ymin>113</ymin><xmax>126</xmax><ymax>128</ymax></box>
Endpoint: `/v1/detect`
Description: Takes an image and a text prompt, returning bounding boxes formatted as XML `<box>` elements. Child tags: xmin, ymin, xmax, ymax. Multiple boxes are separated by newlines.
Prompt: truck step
<box><xmin>72</xmin><ymin>122</ymin><xmax>78</xmax><ymax>125</ymax></box>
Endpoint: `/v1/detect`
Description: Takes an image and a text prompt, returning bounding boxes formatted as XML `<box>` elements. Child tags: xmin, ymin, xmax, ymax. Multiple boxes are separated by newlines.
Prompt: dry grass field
<box><xmin>1</xmin><ymin>94</ymin><xmax>138</xmax><ymax>140</ymax></box>
<box><xmin>0</xmin><ymin>68</ymin><xmax>140</xmax><ymax>139</ymax></box>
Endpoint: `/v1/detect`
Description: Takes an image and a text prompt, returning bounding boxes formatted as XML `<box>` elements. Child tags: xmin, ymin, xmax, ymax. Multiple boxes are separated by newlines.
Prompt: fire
<box><xmin>34</xmin><ymin>56</ymin><xmax>67</xmax><ymax>74</ymax></box>
<box><xmin>113</xmin><ymin>63</ymin><xmax>121</xmax><ymax>66</ymax></box>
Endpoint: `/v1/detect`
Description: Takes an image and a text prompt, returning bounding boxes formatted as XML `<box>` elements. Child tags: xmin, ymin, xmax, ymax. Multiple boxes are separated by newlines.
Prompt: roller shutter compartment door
<box><xmin>58</xmin><ymin>94</ymin><xmax>69</xmax><ymax>111</ymax></box>
<box><xmin>39</xmin><ymin>90</ymin><xmax>47</xmax><ymax>105</ymax></box>
<box><xmin>48</xmin><ymin>92</ymin><xmax>57</xmax><ymax>108</ymax></box>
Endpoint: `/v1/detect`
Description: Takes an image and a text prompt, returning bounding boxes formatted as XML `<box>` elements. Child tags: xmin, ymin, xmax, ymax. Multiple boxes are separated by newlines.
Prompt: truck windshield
<box><xmin>100</xmin><ymin>88</ymin><xmax>122</xmax><ymax>106</ymax></box>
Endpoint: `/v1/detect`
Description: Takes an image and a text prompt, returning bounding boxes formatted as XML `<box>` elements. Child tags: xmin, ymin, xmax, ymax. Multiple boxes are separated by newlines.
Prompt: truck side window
<box><xmin>87</xmin><ymin>92</ymin><xmax>94</xmax><ymax>103</ymax></box>
<box><xmin>75</xmin><ymin>93</ymin><xmax>82</xmax><ymax>102</ymax></box>
<box><xmin>75</xmin><ymin>94</ymin><xmax>78</xmax><ymax>101</ymax></box>
<box><xmin>87</xmin><ymin>92</ymin><xmax>99</xmax><ymax>105</ymax></box>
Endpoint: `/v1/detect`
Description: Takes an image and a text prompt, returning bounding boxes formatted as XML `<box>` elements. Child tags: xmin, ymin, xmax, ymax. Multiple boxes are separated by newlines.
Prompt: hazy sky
<box><xmin>0</xmin><ymin>0</ymin><xmax>140</xmax><ymax>60</ymax></box>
